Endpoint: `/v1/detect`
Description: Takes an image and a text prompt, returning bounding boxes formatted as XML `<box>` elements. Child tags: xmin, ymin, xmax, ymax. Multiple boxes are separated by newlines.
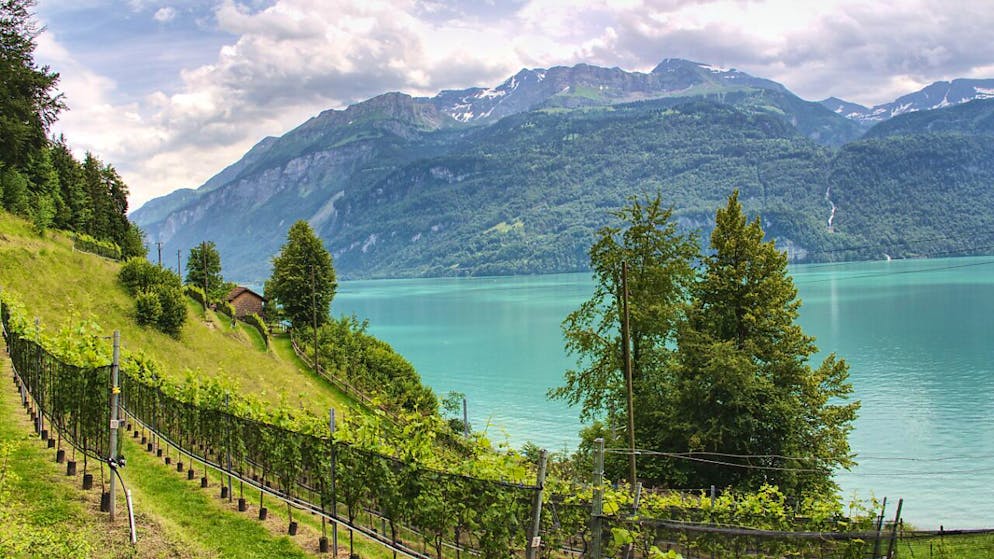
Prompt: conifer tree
<box><xmin>650</xmin><ymin>191</ymin><xmax>858</xmax><ymax>495</ymax></box>
<box><xmin>0</xmin><ymin>0</ymin><xmax>63</xmax><ymax>169</ymax></box>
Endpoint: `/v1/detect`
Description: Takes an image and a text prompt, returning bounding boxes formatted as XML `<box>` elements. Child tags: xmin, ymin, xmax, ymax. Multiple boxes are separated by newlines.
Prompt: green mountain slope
<box><xmin>133</xmin><ymin>61</ymin><xmax>870</xmax><ymax>282</ymax></box>
<box><xmin>0</xmin><ymin>214</ymin><xmax>354</xmax><ymax>416</ymax></box>
<box><xmin>828</xmin><ymin>133</ymin><xmax>994</xmax><ymax>259</ymax></box>
<box><xmin>862</xmin><ymin>97</ymin><xmax>994</xmax><ymax>139</ymax></box>
<box><xmin>329</xmin><ymin>100</ymin><xmax>852</xmax><ymax>277</ymax></box>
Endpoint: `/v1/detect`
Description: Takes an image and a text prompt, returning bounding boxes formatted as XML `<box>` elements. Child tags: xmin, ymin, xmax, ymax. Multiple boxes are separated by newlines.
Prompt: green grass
<box><xmin>0</xmin><ymin>213</ymin><xmax>397</xmax><ymax>558</ymax></box>
<box><xmin>0</xmin><ymin>362</ymin><xmax>99</xmax><ymax>557</ymax></box>
<box><xmin>898</xmin><ymin>531</ymin><xmax>994</xmax><ymax>558</ymax></box>
<box><xmin>118</xmin><ymin>436</ymin><xmax>313</xmax><ymax>558</ymax></box>
<box><xmin>0</xmin><ymin>213</ymin><xmax>354</xmax><ymax>416</ymax></box>
<box><xmin>0</xmin><ymin>354</ymin><xmax>330</xmax><ymax>557</ymax></box>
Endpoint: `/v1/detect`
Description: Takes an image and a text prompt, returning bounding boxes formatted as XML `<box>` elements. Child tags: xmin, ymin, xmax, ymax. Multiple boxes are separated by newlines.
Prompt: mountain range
<box><xmin>132</xmin><ymin>59</ymin><xmax>994</xmax><ymax>282</ymax></box>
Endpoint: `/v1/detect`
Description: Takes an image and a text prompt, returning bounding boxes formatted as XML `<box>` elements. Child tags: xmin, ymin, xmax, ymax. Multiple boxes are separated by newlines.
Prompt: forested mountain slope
<box><xmin>133</xmin><ymin>62</ymin><xmax>994</xmax><ymax>281</ymax></box>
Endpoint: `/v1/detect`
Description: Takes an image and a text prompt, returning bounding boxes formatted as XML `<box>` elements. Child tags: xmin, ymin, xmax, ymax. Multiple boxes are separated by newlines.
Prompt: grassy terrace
<box><xmin>0</xmin><ymin>356</ymin><xmax>316</xmax><ymax>557</ymax></box>
<box><xmin>0</xmin><ymin>214</ymin><xmax>355</xmax><ymax>417</ymax></box>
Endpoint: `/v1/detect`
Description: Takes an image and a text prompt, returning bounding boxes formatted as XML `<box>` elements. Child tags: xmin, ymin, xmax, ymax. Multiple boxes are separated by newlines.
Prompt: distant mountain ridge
<box><xmin>131</xmin><ymin>59</ymin><xmax>994</xmax><ymax>282</ymax></box>
<box><xmin>425</xmin><ymin>59</ymin><xmax>788</xmax><ymax>124</ymax></box>
<box><xmin>820</xmin><ymin>78</ymin><xmax>994</xmax><ymax>124</ymax></box>
<box><xmin>131</xmin><ymin>58</ymin><xmax>849</xmax><ymax>229</ymax></box>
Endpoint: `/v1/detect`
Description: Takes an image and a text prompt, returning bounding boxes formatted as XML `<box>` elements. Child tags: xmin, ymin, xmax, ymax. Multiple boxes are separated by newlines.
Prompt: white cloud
<box><xmin>33</xmin><ymin>0</ymin><xmax>994</xmax><ymax>209</ymax></box>
<box><xmin>153</xmin><ymin>7</ymin><xmax>177</xmax><ymax>22</ymax></box>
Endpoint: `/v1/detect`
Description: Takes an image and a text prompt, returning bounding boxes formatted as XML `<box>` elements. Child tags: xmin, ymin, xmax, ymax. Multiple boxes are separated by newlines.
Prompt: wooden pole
<box><xmin>311</xmin><ymin>265</ymin><xmax>319</xmax><ymax>374</ymax></box>
<box><xmin>109</xmin><ymin>330</ymin><xmax>120</xmax><ymax>521</ymax></box>
<box><xmin>885</xmin><ymin>498</ymin><xmax>903</xmax><ymax>559</ymax></box>
<box><xmin>591</xmin><ymin>438</ymin><xmax>605</xmax><ymax>559</ymax></box>
<box><xmin>330</xmin><ymin>408</ymin><xmax>338</xmax><ymax>556</ymax></box>
<box><xmin>526</xmin><ymin>449</ymin><xmax>548</xmax><ymax>559</ymax></box>
<box><xmin>225</xmin><ymin>393</ymin><xmax>232</xmax><ymax>502</ymax></box>
<box><xmin>620</xmin><ymin>261</ymin><xmax>637</xmax><ymax>487</ymax></box>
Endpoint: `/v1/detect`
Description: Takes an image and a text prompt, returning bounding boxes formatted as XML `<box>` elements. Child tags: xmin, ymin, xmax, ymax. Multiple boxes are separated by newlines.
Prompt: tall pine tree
<box><xmin>0</xmin><ymin>0</ymin><xmax>63</xmax><ymax>169</ymax></box>
<box><xmin>650</xmin><ymin>191</ymin><xmax>858</xmax><ymax>496</ymax></box>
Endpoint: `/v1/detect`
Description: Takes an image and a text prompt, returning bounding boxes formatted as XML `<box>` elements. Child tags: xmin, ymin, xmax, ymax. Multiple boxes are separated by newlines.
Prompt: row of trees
<box><xmin>553</xmin><ymin>191</ymin><xmax>859</xmax><ymax>497</ymax></box>
<box><xmin>0</xmin><ymin>0</ymin><xmax>143</xmax><ymax>255</ymax></box>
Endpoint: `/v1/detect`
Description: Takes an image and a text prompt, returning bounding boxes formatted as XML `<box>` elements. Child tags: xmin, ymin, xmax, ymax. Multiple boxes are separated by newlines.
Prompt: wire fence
<box><xmin>7</xmin><ymin>294</ymin><xmax>991</xmax><ymax>559</ymax></box>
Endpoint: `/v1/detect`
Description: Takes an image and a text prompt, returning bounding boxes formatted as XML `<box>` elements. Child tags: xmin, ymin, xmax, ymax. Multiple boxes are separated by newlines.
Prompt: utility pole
<box><xmin>311</xmin><ymin>264</ymin><xmax>319</xmax><ymax>374</ymax></box>
<box><xmin>620</xmin><ymin>261</ymin><xmax>637</xmax><ymax>488</ymax></box>
<box><xmin>201</xmin><ymin>241</ymin><xmax>208</xmax><ymax>311</ymax></box>
<box><xmin>177</xmin><ymin>249</ymin><xmax>181</xmax><ymax>277</ymax></box>
<box><xmin>156</xmin><ymin>241</ymin><xmax>162</xmax><ymax>267</ymax></box>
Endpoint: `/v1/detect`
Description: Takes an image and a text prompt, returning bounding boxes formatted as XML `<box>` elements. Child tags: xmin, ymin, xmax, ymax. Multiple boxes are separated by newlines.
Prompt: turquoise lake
<box><xmin>333</xmin><ymin>256</ymin><xmax>994</xmax><ymax>529</ymax></box>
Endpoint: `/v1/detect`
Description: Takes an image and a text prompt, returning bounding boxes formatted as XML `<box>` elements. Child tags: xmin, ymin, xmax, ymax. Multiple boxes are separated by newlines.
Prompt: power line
<box><xmin>793</xmin><ymin>257</ymin><xmax>994</xmax><ymax>285</ymax></box>
<box><xmin>605</xmin><ymin>448</ymin><xmax>994</xmax><ymax>476</ymax></box>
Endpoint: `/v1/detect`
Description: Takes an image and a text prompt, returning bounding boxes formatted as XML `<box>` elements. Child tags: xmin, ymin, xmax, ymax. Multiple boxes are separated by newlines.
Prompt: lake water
<box><xmin>333</xmin><ymin>256</ymin><xmax>994</xmax><ymax>529</ymax></box>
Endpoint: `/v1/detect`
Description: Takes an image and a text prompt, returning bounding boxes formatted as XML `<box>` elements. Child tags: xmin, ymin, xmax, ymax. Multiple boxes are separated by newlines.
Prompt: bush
<box><xmin>183</xmin><ymin>284</ymin><xmax>207</xmax><ymax>307</ymax></box>
<box><xmin>155</xmin><ymin>286</ymin><xmax>186</xmax><ymax>337</ymax></box>
<box><xmin>73</xmin><ymin>232</ymin><xmax>122</xmax><ymax>260</ymax></box>
<box><xmin>216</xmin><ymin>300</ymin><xmax>237</xmax><ymax>319</ymax></box>
<box><xmin>134</xmin><ymin>292</ymin><xmax>161</xmax><ymax>326</ymax></box>
<box><xmin>243</xmin><ymin>313</ymin><xmax>269</xmax><ymax>346</ymax></box>
<box><xmin>119</xmin><ymin>258</ymin><xmax>179</xmax><ymax>295</ymax></box>
<box><xmin>119</xmin><ymin>258</ymin><xmax>185</xmax><ymax>335</ymax></box>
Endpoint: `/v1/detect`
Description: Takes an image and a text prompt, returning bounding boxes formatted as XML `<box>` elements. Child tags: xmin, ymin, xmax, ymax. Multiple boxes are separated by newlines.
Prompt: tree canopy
<box><xmin>0</xmin><ymin>0</ymin><xmax>63</xmax><ymax>168</ymax></box>
<box><xmin>654</xmin><ymin>191</ymin><xmax>858</xmax><ymax>495</ymax></box>
<box><xmin>550</xmin><ymin>195</ymin><xmax>698</xmax><ymax>422</ymax></box>
<box><xmin>557</xmin><ymin>191</ymin><xmax>858</xmax><ymax>496</ymax></box>
<box><xmin>185</xmin><ymin>241</ymin><xmax>226</xmax><ymax>301</ymax></box>
<box><xmin>265</xmin><ymin>220</ymin><xmax>337</xmax><ymax>330</ymax></box>
<box><xmin>0</xmin><ymin>1</ymin><xmax>141</xmax><ymax>252</ymax></box>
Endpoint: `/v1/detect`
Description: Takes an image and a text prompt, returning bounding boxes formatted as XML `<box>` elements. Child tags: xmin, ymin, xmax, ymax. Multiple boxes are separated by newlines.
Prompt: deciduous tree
<box><xmin>265</xmin><ymin>220</ymin><xmax>336</xmax><ymax>330</ymax></box>
<box><xmin>551</xmin><ymin>195</ymin><xmax>698</xmax><ymax>484</ymax></box>
<box><xmin>185</xmin><ymin>241</ymin><xmax>225</xmax><ymax>301</ymax></box>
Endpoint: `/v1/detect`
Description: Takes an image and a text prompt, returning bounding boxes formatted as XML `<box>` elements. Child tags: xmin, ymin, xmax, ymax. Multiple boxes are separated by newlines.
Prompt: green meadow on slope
<box><xmin>0</xmin><ymin>212</ymin><xmax>357</xmax><ymax>417</ymax></box>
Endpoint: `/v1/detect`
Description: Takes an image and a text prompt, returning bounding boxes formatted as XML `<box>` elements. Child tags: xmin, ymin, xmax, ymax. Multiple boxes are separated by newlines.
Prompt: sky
<box><xmin>32</xmin><ymin>0</ymin><xmax>994</xmax><ymax>209</ymax></box>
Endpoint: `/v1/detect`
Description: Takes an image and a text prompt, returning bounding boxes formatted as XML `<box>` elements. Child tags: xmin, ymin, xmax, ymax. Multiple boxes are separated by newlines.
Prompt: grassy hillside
<box><xmin>0</xmin><ymin>213</ymin><xmax>355</xmax><ymax>417</ymax></box>
<box><xmin>0</xmin><ymin>356</ymin><xmax>320</xmax><ymax>558</ymax></box>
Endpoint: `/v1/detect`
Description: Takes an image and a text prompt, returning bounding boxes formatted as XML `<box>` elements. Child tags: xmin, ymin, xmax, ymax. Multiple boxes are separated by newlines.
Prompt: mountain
<box><xmin>861</xmin><ymin>97</ymin><xmax>994</xmax><ymax>139</ymax></box>
<box><xmin>820</xmin><ymin>78</ymin><xmax>994</xmax><ymax>125</ymax></box>
<box><xmin>132</xmin><ymin>59</ymin><xmax>994</xmax><ymax>282</ymax></box>
<box><xmin>426</xmin><ymin>59</ymin><xmax>789</xmax><ymax>124</ymax></box>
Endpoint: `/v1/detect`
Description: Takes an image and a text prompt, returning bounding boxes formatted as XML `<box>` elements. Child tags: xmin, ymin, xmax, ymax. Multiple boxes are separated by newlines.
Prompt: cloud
<box><xmin>153</xmin><ymin>7</ymin><xmax>177</xmax><ymax>22</ymax></box>
<box><xmin>34</xmin><ymin>0</ymin><xmax>994</xmax><ymax>209</ymax></box>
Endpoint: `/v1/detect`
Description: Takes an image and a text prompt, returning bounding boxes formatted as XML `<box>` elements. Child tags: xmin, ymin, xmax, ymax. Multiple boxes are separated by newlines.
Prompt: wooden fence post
<box><xmin>591</xmin><ymin>438</ymin><xmax>605</xmax><ymax>559</ymax></box>
<box><xmin>526</xmin><ymin>449</ymin><xmax>549</xmax><ymax>559</ymax></box>
<box><xmin>109</xmin><ymin>330</ymin><xmax>120</xmax><ymax>520</ymax></box>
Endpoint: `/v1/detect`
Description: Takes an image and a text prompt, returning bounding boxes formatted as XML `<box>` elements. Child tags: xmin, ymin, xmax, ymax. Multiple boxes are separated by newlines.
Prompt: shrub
<box><xmin>119</xmin><ymin>259</ymin><xmax>186</xmax><ymax>335</ymax></box>
<box><xmin>183</xmin><ymin>284</ymin><xmax>207</xmax><ymax>307</ymax></box>
<box><xmin>119</xmin><ymin>258</ymin><xmax>179</xmax><ymax>295</ymax></box>
<box><xmin>73</xmin><ymin>232</ymin><xmax>122</xmax><ymax>260</ymax></box>
<box><xmin>155</xmin><ymin>286</ymin><xmax>186</xmax><ymax>337</ymax></box>
<box><xmin>243</xmin><ymin>312</ymin><xmax>269</xmax><ymax>346</ymax></box>
<box><xmin>216</xmin><ymin>300</ymin><xmax>237</xmax><ymax>319</ymax></box>
<box><xmin>134</xmin><ymin>291</ymin><xmax>161</xmax><ymax>326</ymax></box>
